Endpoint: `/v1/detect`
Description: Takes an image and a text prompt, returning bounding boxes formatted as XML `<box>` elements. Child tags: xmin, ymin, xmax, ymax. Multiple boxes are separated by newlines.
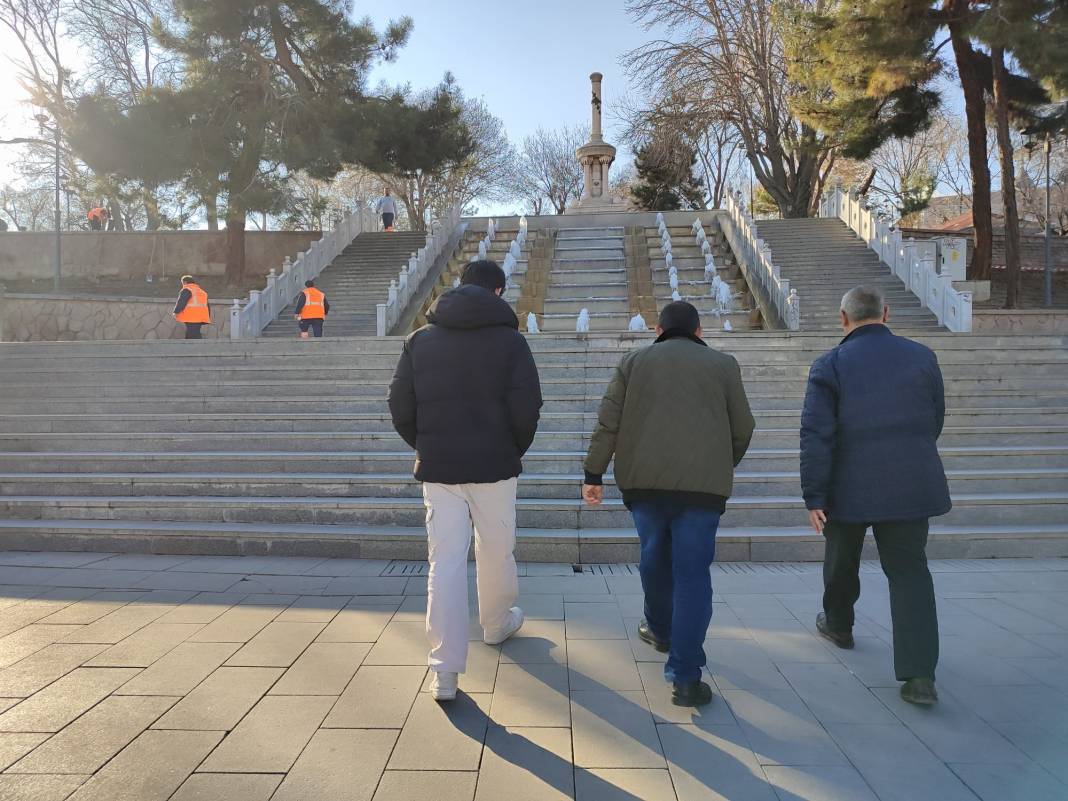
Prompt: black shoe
<box><xmin>900</xmin><ymin>678</ymin><xmax>938</xmax><ymax>706</ymax></box>
<box><xmin>816</xmin><ymin>612</ymin><xmax>855</xmax><ymax>649</ymax></box>
<box><xmin>637</xmin><ymin>620</ymin><xmax>670</xmax><ymax>653</ymax></box>
<box><xmin>672</xmin><ymin>680</ymin><xmax>714</xmax><ymax>707</ymax></box>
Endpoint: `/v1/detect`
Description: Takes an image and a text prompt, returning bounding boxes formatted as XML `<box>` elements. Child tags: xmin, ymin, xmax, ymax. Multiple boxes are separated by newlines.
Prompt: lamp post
<box><xmin>34</xmin><ymin>112</ymin><xmax>61</xmax><ymax>292</ymax></box>
<box><xmin>1044</xmin><ymin>133</ymin><xmax>1052</xmax><ymax>308</ymax></box>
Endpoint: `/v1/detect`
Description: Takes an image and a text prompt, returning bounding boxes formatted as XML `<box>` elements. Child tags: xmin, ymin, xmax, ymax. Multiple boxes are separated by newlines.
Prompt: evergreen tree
<box><xmin>630</xmin><ymin>135</ymin><xmax>705</xmax><ymax>212</ymax></box>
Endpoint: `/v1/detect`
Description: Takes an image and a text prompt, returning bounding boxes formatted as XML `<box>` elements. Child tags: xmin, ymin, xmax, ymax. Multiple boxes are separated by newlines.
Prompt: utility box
<box><xmin>937</xmin><ymin>237</ymin><xmax>968</xmax><ymax>282</ymax></box>
<box><xmin>911</xmin><ymin>240</ymin><xmax>938</xmax><ymax>263</ymax></box>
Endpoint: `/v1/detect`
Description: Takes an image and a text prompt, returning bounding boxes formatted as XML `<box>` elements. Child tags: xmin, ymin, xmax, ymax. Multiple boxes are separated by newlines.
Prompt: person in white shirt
<box><xmin>376</xmin><ymin>191</ymin><xmax>397</xmax><ymax>231</ymax></box>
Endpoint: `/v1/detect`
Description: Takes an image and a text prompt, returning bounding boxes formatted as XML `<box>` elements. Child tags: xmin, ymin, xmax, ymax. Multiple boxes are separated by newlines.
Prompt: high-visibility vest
<box><xmin>299</xmin><ymin>287</ymin><xmax>326</xmax><ymax>320</ymax></box>
<box><xmin>88</xmin><ymin>207</ymin><xmax>107</xmax><ymax>223</ymax></box>
<box><xmin>176</xmin><ymin>283</ymin><xmax>211</xmax><ymax>324</ymax></box>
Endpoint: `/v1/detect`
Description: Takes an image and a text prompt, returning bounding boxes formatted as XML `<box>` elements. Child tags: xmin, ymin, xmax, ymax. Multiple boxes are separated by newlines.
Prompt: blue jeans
<box><xmin>630</xmin><ymin>500</ymin><xmax>720</xmax><ymax>684</ymax></box>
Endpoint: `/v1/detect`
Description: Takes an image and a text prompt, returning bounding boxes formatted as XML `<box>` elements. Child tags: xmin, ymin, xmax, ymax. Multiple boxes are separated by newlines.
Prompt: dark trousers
<box><xmin>823</xmin><ymin>518</ymin><xmax>939</xmax><ymax>681</ymax></box>
<box><xmin>184</xmin><ymin>323</ymin><xmax>204</xmax><ymax>340</ymax></box>
<box><xmin>630</xmin><ymin>500</ymin><xmax>720</xmax><ymax>684</ymax></box>
<box><xmin>299</xmin><ymin>319</ymin><xmax>324</xmax><ymax>338</ymax></box>
<box><xmin>382</xmin><ymin>212</ymin><xmax>395</xmax><ymax>230</ymax></box>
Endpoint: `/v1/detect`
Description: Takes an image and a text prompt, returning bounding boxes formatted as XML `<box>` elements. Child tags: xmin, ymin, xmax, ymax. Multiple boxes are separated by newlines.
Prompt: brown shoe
<box><xmin>900</xmin><ymin>678</ymin><xmax>938</xmax><ymax>706</ymax></box>
<box><xmin>816</xmin><ymin>612</ymin><xmax>854</xmax><ymax>649</ymax></box>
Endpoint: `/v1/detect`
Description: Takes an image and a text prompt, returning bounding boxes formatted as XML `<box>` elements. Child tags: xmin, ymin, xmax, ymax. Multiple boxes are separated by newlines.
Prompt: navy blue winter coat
<box><xmin>800</xmin><ymin>324</ymin><xmax>952</xmax><ymax>523</ymax></box>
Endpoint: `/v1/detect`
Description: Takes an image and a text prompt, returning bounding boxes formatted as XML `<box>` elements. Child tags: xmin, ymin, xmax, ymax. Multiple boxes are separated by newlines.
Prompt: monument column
<box><xmin>569</xmin><ymin>72</ymin><xmax>617</xmax><ymax>212</ymax></box>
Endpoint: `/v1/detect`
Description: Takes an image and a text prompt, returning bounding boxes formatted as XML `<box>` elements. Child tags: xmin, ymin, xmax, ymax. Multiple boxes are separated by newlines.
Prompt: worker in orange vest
<box><xmin>294</xmin><ymin>279</ymin><xmax>330</xmax><ymax>338</ymax></box>
<box><xmin>87</xmin><ymin>206</ymin><xmax>110</xmax><ymax>231</ymax></box>
<box><xmin>173</xmin><ymin>275</ymin><xmax>211</xmax><ymax>339</ymax></box>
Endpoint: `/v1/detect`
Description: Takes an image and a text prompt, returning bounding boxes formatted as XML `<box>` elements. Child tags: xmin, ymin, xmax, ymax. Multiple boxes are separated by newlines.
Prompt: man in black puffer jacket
<box><xmin>388</xmin><ymin>260</ymin><xmax>542</xmax><ymax>701</ymax></box>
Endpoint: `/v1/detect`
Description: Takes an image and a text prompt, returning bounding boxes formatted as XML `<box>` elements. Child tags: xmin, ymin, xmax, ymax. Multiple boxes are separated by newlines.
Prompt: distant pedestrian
<box><xmin>294</xmin><ymin>279</ymin><xmax>329</xmax><ymax>338</ymax></box>
<box><xmin>173</xmin><ymin>275</ymin><xmax>211</xmax><ymax>339</ymax></box>
<box><xmin>583</xmin><ymin>301</ymin><xmax>755</xmax><ymax>708</ymax></box>
<box><xmin>376</xmin><ymin>191</ymin><xmax>397</xmax><ymax>231</ymax></box>
<box><xmin>801</xmin><ymin>286</ymin><xmax>950</xmax><ymax>707</ymax></box>
<box><xmin>87</xmin><ymin>206</ymin><xmax>110</xmax><ymax>231</ymax></box>
<box><xmin>388</xmin><ymin>260</ymin><xmax>542</xmax><ymax>702</ymax></box>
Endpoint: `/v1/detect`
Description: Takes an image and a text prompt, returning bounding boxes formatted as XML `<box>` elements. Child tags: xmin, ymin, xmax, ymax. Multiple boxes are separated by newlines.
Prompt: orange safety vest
<box><xmin>299</xmin><ymin>287</ymin><xmax>327</xmax><ymax>320</ymax></box>
<box><xmin>87</xmin><ymin>207</ymin><xmax>108</xmax><ymax>223</ymax></box>
<box><xmin>176</xmin><ymin>283</ymin><xmax>211</xmax><ymax>324</ymax></box>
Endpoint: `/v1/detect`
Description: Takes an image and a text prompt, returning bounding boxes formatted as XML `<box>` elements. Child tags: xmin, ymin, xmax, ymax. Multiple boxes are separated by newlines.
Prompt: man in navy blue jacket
<box><xmin>801</xmin><ymin>286</ymin><xmax>951</xmax><ymax>706</ymax></box>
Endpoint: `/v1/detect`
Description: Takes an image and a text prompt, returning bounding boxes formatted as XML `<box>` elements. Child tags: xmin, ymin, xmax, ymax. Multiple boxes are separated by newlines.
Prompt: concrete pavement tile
<box><xmin>302</xmin><ymin>558</ymin><xmax>391</xmax><ymax>577</ymax></box>
<box><xmin>273</xmin><ymin>728</ymin><xmax>397</xmax><ymax>801</ymax></box>
<box><xmin>134</xmin><ymin>572</ymin><xmax>242</xmax><ymax>593</ymax></box>
<box><xmin>371</xmin><ymin>771</ymin><xmax>476</xmax><ymax>801</ymax></box>
<box><xmin>0</xmin><ymin>774</ymin><xmax>88</xmax><ymax>801</ymax></box>
<box><xmin>500</xmin><ymin>619</ymin><xmax>567</xmax><ymax>664</ymax></box>
<box><xmin>624</xmin><ymin>617</ymin><xmax>667</xmax><ymax>664</ymax></box>
<box><xmin>187</xmin><ymin>604</ymin><xmax>283</xmax><ymax>643</ymax></box>
<box><xmin>0</xmin><ymin>699</ymin><xmax>16</xmax><ymax>713</ymax></box>
<box><xmin>474</xmin><ymin>726</ymin><xmax>573</xmax><ymax>801</ymax></box>
<box><xmin>64</xmin><ymin>730</ymin><xmax>222</xmax><ymax>801</ymax></box>
<box><xmin>39</xmin><ymin>568</ymin><xmax>152</xmax><ymax>590</ymax></box>
<box><xmin>615</xmin><ymin>593</ymin><xmax>644</xmax><ymax>618</ymax></box>
<box><xmin>323</xmin><ymin>664</ymin><xmax>425</xmax><ymax>728</ymax></box>
<box><xmin>948</xmin><ymin>762</ymin><xmax>1068</xmax><ymax>801</ymax></box>
<box><xmin>61</xmin><ymin>603</ymin><xmax>172</xmax><ymax>645</ymax></box>
<box><xmin>567</xmin><ymin>638</ymin><xmax>644</xmax><ymax>692</ymax></box>
<box><xmin>1005</xmin><ymin>656</ymin><xmax>1068</xmax><ymax>692</ymax></box>
<box><xmin>85</xmin><ymin>623</ymin><xmax>201</xmax><ymax>667</ymax></box>
<box><xmin>37</xmin><ymin>592</ymin><xmax>145</xmax><ymax>625</ymax></box>
<box><xmin>274</xmin><ymin>594</ymin><xmax>348</xmax><ymax>622</ymax></box>
<box><xmin>940</xmin><ymin>683</ymin><xmax>1068</xmax><ymax>739</ymax></box>
<box><xmin>522</xmin><ymin>563</ymin><xmax>577</xmax><ymax>576</ymax></box>
<box><xmin>708</xmin><ymin>603</ymin><xmax>751</xmax><ymax>639</ymax></box>
<box><xmin>154</xmin><ymin>593</ymin><xmax>247</xmax><ymax>624</ymax></box>
<box><xmin>720</xmin><ymin>594</ymin><xmax>794</xmax><ymax>622</ymax></box>
<box><xmin>658</xmin><ymin>723</ymin><xmax>777</xmax><ymax>801</ymax></box>
<box><xmin>565</xmin><ymin>601</ymin><xmax>627</xmax><ymax>639</ymax></box>
<box><xmin>489</xmin><ymin>663</ymin><xmax>571</xmax><ymax>727</ymax></box>
<box><xmin>952</xmin><ymin>597</ymin><xmax>1066</xmax><ymax>635</ymax></box>
<box><xmin>387</xmin><ymin>692</ymin><xmax>490</xmax><ymax>770</ymax></box>
<box><xmin>721</xmin><ymin>689</ymin><xmax>848</xmax><ymax>766</ymax></box>
<box><xmin>0</xmin><ymin>668</ymin><xmax>139</xmax><ymax>733</ymax></box>
<box><xmin>825</xmin><ymin>723</ymin><xmax>983</xmax><ymax>801</ymax></box>
<box><xmin>936</xmin><ymin>638</ymin><xmax>1039</xmax><ymax>687</ymax></box>
<box><xmin>323</xmin><ymin>576</ymin><xmax>409</xmax><ymax>596</ymax></box>
<box><xmin>604</xmin><ymin>574</ymin><xmax>643</xmax><ymax>594</ymax></box>
<box><xmin>90</xmin><ymin>555</ymin><xmax>193</xmax><ymax>572</ymax></box>
<box><xmin>364</xmin><ymin>621</ymin><xmax>429</xmax><ymax>665</ymax></box>
<box><xmin>167</xmin><ymin>556</ymin><xmax>324</xmax><ymax>575</ymax></box>
<box><xmin>115</xmin><ymin>642</ymin><xmax>241</xmax><ymax>696</ymax></box>
<box><xmin>0</xmin><ymin>553</ymin><xmax>108</xmax><ymax>568</ymax></box>
<box><xmin>0</xmin><ymin>644</ymin><xmax>107</xmax><ymax>697</ymax></box>
<box><xmin>987</xmin><ymin>720</ymin><xmax>1068</xmax><ymax>785</ymax></box>
<box><xmin>706</xmin><ymin>639</ymin><xmax>790</xmax><ymax>691</ymax></box>
<box><xmin>0</xmin><ymin>625</ymin><xmax>84</xmax><ymax>669</ymax></box>
<box><xmin>317</xmin><ymin>603</ymin><xmax>397</xmax><ymax>643</ymax></box>
<box><xmin>197</xmin><ymin>695</ymin><xmax>333</xmax><ymax>772</ymax></box>
<box><xmin>745</xmin><ymin>618</ymin><xmax>838</xmax><ymax>664</ymax></box>
<box><xmin>778</xmin><ymin>663</ymin><xmax>896</xmax><ymax>724</ymax></box>
<box><xmin>171</xmin><ymin>774</ymin><xmax>282</xmax><ymax>801</ymax></box>
<box><xmin>570</xmin><ymin>690</ymin><xmax>664</xmax><ymax>768</ymax></box>
<box><xmin>227</xmin><ymin>574</ymin><xmax>332</xmax><ymax>596</ymax></box>
<box><xmin>516</xmin><ymin>593</ymin><xmax>564</xmax><ymax>620</ymax></box>
<box><xmin>224</xmin><ymin>621</ymin><xmax>325</xmax><ymax>667</ymax></box>
<box><xmin>0</xmin><ymin>589</ymin><xmax>96</xmax><ymax>637</ymax></box>
<box><xmin>151</xmin><ymin>667</ymin><xmax>282</xmax><ymax>730</ymax></box>
<box><xmin>0</xmin><ymin>733</ymin><xmax>48</xmax><ymax>770</ymax></box>
<box><xmin>519</xmin><ymin>575</ymin><xmax>608</xmax><ymax>595</ymax></box>
<box><xmin>637</xmin><ymin>661</ymin><xmax>734</xmax><ymax>727</ymax></box>
<box><xmin>825</xmin><ymin>636</ymin><xmax>897</xmax><ymax>688</ymax></box>
<box><xmin>938</xmin><ymin>614</ymin><xmax>1058</xmax><ymax>659</ymax></box>
<box><xmin>574</xmin><ymin>768</ymin><xmax>676</xmax><ymax>801</ymax></box>
<box><xmin>269</xmin><ymin>642</ymin><xmax>370</xmax><ymax>695</ymax></box>
<box><xmin>8</xmin><ymin>695</ymin><xmax>177</xmax><ymax>774</ymax></box>
<box><xmin>763</xmin><ymin>765</ymin><xmax>879</xmax><ymax>801</ymax></box>
<box><xmin>421</xmin><ymin>642</ymin><xmax>500</xmax><ymax>695</ymax></box>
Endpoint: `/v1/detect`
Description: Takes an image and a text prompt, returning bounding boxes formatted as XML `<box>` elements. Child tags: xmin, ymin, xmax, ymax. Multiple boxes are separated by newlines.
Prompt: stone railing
<box><xmin>376</xmin><ymin>205</ymin><xmax>462</xmax><ymax>336</ymax></box>
<box><xmin>821</xmin><ymin>187</ymin><xmax>973</xmax><ymax>333</ymax></box>
<box><xmin>230</xmin><ymin>206</ymin><xmax>378</xmax><ymax>339</ymax></box>
<box><xmin>720</xmin><ymin>192</ymin><xmax>800</xmax><ymax>330</ymax></box>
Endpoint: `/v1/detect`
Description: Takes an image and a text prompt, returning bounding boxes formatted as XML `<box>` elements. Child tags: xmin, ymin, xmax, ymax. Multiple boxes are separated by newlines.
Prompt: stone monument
<box><xmin>567</xmin><ymin>72</ymin><xmax>620</xmax><ymax>213</ymax></box>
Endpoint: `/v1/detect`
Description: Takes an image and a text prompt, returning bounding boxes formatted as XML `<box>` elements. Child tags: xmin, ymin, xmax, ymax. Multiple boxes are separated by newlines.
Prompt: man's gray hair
<box><xmin>840</xmin><ymin>286</ymin><xmax>886</xmax><ymax>323</ymax></box>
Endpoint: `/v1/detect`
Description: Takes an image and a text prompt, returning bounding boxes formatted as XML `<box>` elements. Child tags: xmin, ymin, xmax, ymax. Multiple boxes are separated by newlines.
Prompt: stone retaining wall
<box><xmin>971</xmin><ymin>309</ymin><xmax>1068</xmax><ymax>333</ymax></box>
<box><xmin>0</xmin><ymin>292</ymin><xmax>232</xmax><ymax>341</ymax></box>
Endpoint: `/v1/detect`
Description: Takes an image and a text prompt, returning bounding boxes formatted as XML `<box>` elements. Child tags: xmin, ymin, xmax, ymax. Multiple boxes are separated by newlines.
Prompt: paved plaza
<box><xmin>0</xmin><ymin>553</ymin><xmax>1064</xmax><ymax>801</ymax></box>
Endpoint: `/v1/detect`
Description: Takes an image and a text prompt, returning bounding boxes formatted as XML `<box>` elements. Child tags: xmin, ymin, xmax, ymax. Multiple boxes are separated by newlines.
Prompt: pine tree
<box><xmin>630</xmin><ymin>135</ymin><xmax>705</xmax><ymax>212</ymax></box>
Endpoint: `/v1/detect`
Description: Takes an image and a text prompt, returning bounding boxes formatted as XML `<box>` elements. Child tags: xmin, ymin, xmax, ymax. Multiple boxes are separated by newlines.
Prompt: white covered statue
<box><xmin>628</xmin><ymin>313</ymin><xmax>647</xmax><ymax>332</ymax></box>
<box><xmin>715</xmin><ymin>278</ymin><xmax>733</xmax><ymax>313</ymax></box>
<box><xmin>576</xmin><ymin>308</ymin><xmax>591</xmax><ymax>333</ymax></box>
<box><xmin>723</xmin><ymin>320</ymin><xmax>734</xmax><ymax>332</ymax></box>
<box><xmin>509</xmin><ymin>240</ymin><xmax>522</xmax><ymax>261</ymax></box>
<box><xmin>668</xmin><ymin>271</ymin><xmax>679</xmax><ymax>291</ymax></box>
<box><xmin>526</xmin><ymin>312</ymin><xmax>540</xmax><ymax>334</ymax></box>
<box><xmin>704</xmin><ymin>253</ymin><xmax>717</xmax><ymax>278</ymax></box>
<box><xmin>477</xmin><ymin>239</ymin><xmax>488</xmax><ymax>260</ymax></box>
<box><xmin>671</xmin><ymin>289</ymin><xmax>682</xmax><ymax>302</ymax></box>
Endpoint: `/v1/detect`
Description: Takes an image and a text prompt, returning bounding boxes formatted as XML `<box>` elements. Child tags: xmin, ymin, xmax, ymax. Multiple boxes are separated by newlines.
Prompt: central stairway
<box><xmin>540</xmin><ymin>228</ymin><xmax>632</xmax><ymax>332</ymax></box>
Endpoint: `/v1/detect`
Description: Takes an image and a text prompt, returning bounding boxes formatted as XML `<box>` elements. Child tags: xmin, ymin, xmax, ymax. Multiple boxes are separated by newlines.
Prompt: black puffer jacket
<box><xmin>388</xmin><ymin>285</ymin><xmax>543</xmax><ymax>484</ymax></box>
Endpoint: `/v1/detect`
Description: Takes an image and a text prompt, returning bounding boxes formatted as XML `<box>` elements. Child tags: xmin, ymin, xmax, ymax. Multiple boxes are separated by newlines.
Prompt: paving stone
<box><xmin>154</xmin><ymin>593</ymin><xmax>245</xmax><ymax>624</ymax></box>
<box><xmin>0</xmin><ymin>774</ymin><xmax>88</xmax><ymax>801</ymax></box>
<box><xmin>37</xmin><ymin>592</ymin><xmax>145</xmax><ymax>625</ymax></box>
<box><xmin>387</xmin><ymin>693</ymin><xmax>490</xmax><ymax>770</ymax></box>
<box><xmin>658</xmin><ymin>723</ymin><xmax>777</xmax><ymax>801</ymax></box>
<box><xmin>198</xmin><ymin>694</ymin><xmax>332</xmax><ymax>772</ymax></box>
<box><xmin>499</xmin><ymin>619</ymin><xmax>567</xmax><ymax>664</ymax></box>
<box><xmin>564</xmin><ymin>601</ymin><xmax>627</xmax><ymax>639</ymax></box>
<box><xmin>519</xmin><ymin>575</ymin><xmax>608</xmax><ymax>595</ymax></box>
<box><xmin>225</xmin><ymin>621</ymin><xmax>325</xmax><ymax>667</ymax></box>
<box><xmin>0</xmin><ymin>589</ymin><xmax>95</xmax><ymax>638</ymax></box>
<box><xmin>567</xmin><ymin>638</ymin><xmax>644</xmax><ymax>692</ymax></box>
<box><xmin>0</xmin><ymin>668</ymin><xmax>139</xmax><ymax>733</ymax></box>
<box><xmin>636</xmin><ymin>661</ymin><xmax>734</xmax><ymax>727</ymax></box>
<box><xmin>763</xmin><ymin>765</ymin><xmax>880</xmax><ymax>801</ymax></box>
<box><xmin>515</xmin><ymin>594</ymin><xmax>565</xmax><ymax>620</ymax></box>
<box><xmin>8</xmin><ymin>695</ymin><xmax>177</xmax><ymax>774</ymax></box>
<box><xmin>952</xmin><ymin>597</ymin><xmax>1066</xmax><ymax>635</ymax></box>
<box><xmin>61</xmin><ymin>603</ymin><xmax>172</xmax><ymax>644</ymax></box>
<box><xmin>274</xmin><ymin>595</ymin><xmax>348</xmax><ymax>623</ymax></box>
<box><xmin>0</xmin><ymin>733</ymin><xmax>48</xmax><ymax>770</ymax></box>
<box><xmin>0</xmin><ymin>644</ymin><xmax>107</xmax><ymax>697</ymax></box>
<box><xmin>778</xmin><ymin>662</ymin><xmax>897</xmax><ymax>725</ymax></box>
<box><xmin>622</xmin><ymin>616</ymin><xmax>668</xmax><ymax>664</ymax></box>
<box><xmin>364</xmin><ymin>621</ymin><xmax>430</xmax><ymax>665</ymax></box>
<box><xmin>135</xmin><ymin>572</ymin><xmax>242</xmax><ymax>593</ymax></box>
<box><xmin>273</xmin><ymin>729</ymin><xmax>397</xmax><ymax>801</ymax></box>
<box><xmin>317</xmin><ymin>603</ymin><xmax>397</xmax><ymax>643</ymax></box>
<box><xmin>948</xmin><ymin>762</ymin><xmax>1068</xmax><ymax>801</ymax></box>
<box><xmin>371</xmin><ymin>770</ymin><xmax>477</xmax><ymax>801</ymax></box>
<box><xmin>171</xmin><ymin>773</ymin><xmax>282</xmax><ymax>801</ymax></box>
<box><xmin>721</xmin><ymin>594</ymin><xmax>794</xmax><ymax>622</ymax></box>
<box><xmin>0</xmin><ymin>625</ymin><xmax>83</xmax><ymax>668</ymax></box>
<box><xmin>490</xmin><ymin>663</ymin><xmax>571</xmax><ymax>727</ymax></box>
<box><xmin>323</xmin><ymin>576</ymin><xmax>409</xmax><ymax>596</ymax></box>
<box><xmin>721</xmin><ymin>688</ymin><xmax>848</xmax><ymax>766</ymax></box>
<box><xmin>303</xmin><ymin>558</ymin><xmax>391</xmax><ymax>577</ymax></box>
<box><xmin>706</xmin><ymin>638</ymin><xmax>790</xmax><ymax>691</ymax></box>
<box><xmin>475</xmin><ymin>726</ymin><xmax>573</xmax><ymax>801</ymax></box>
<box><xmin>746</xmin><ymin>619</ymin><xmax>838</xmax><ymax>664</ymax></box>
<box><xmin>269</xmin><ymin>642</ymin><xmax>370</xmax><ymax>695</ymax></box>
<box><xmin>574</xmin><ymin>768</ymin><xmax>677</xmax><ymax>801</ymax></box>
<box><xmin>85</xmin><ymin>623</ymin><xmax>202</xmax><ymax>667</ymax></box>
<box><xmin>420</xmin><ymin>642</ymin><xmax>500</xmax><ymax>695</ymax></box>
<box><xmin>115</xmin><ymin>642</ymin><xmax>240</xmax><ymax>696</ymax></box>
<box><xmin>152</xmin><ymin>667</ymin><xmax>282</xmax><ymax>730</ymax></box>
<box><xmin>0</xmin><ymin>699</ymin><xmax>16</xmax><ymax>714</ymax></box>
<box><xmin>322</xmin><ymin>664</ymin><xmax>425</xmax><ymax>728</ymax></box>
<box><xmin>92</xmin><ymin>555</ymin><xmax>193</xmax><ymax>572</ymax></box>
<box><xmin>64</xmin><ymin>730</ymin><xmax>222</xmax><ymax>801</ymax></box>
<box><xmin>170</xmin><ymin>556</ymin><xmax>322</xmax><ymax>575</ymax></box>
<box><xmin>986</xmin><ymin>720</ymin><xmax>1068</xmax><ymax>785</ymax></box>
<box><xmin>825</xmin><ymin>723</ymin><xmax>981</xmax><ymax>801</ymax></box>
<box><xmin>826</xmin><ymin>636</ymin><xmax>897</xmax><ymax>688</ymax></box>
<box><xmin>570</xmin><ymin>690</ymin><xmax>664</xmax><ymax>768</ymax></box>
<box><xmin>188</xmin><ymin>604</ymin><xmax>283</xmax><ymax>643</ymax></box>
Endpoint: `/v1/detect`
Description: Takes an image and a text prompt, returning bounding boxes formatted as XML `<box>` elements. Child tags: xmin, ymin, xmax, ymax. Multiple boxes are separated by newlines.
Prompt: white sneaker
<box><xmin>484</xmin><ymin>607</ymin><xmax>524</xmax><ymax>645</ymax></box>
<box><xmin>430</xmin><ymin>671</ymin><xmax>458</xmax><ymax>701</ymax></box>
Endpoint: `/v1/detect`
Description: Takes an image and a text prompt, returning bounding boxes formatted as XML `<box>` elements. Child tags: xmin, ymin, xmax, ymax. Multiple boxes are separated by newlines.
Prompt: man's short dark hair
<box><xmin>841</xmin><ymin>286</ymin><xmax>886</xmax><ymax>323</ymax></box>
<box><xmin>305</xmin><ymin>280</ymin><xmax>315</xmax><ymax>288</ymax></box>
<box><xmin>658</xmin><ymin>301</ymin><xmax>701</xmax><ymax>334</ymax></box>
<box><xmin>461</xmin><ymin>260</ymin><xmax>507</xmax><ymax>292</ymax></box>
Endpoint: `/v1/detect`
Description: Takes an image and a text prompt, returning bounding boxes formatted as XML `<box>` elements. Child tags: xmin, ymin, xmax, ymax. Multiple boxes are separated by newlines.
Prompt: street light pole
<box><xmin>53</xmin><ymin>123</ymin><xmax>61</xmax><ymax>292</ymax></box>
<box><xmin>1045</xmin><ymin>134</ymin><xmax>1053</xmax><ymax>307</ymax></box>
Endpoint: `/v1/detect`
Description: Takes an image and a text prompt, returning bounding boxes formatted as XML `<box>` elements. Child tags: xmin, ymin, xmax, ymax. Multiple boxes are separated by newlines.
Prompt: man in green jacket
<box><xmin>583</xmin><ymin>301</ymin><xmax>755</xmax><ymax>707</ymax></box>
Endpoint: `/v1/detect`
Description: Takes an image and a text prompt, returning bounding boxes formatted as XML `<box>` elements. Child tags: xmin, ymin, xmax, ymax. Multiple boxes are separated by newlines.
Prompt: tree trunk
<box><xmin>949</xmin><ymin>21</ymin><xmax>993</xmax><ymax>281</ymax></box>
<box><xmin>225</xmin><ymin>213</ymin><xmax>247</xmax><ymax>287</ymax></box>
<box><xmin>205</xmin><ymin>196</ymin><xmax>219</xmax><ymax>231</ymax></box>
<box><xmin>991</xmin><ymin>46</ymin><xmax>1022</xmax><ymax>308</ymax></box>
<box><xmin>143</xmin><ymin>185</ymin><xmax>161</xmax><ymax>231</ymax></box>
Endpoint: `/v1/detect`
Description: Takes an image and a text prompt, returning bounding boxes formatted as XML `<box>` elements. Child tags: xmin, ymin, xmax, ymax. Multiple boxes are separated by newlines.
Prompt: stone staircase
<box><xmin>0</xmin><ymin>332</ymin><xmax>1066</xmax><ymax>562</ymax></box>
<box><xmin>540</xmin><ymin>228</ymin><xmax>633</xmax><ymax>332</ymax></box>
<box><xmin>755</xmin><ymin>218</ymin><xmax>942</xmax><ymax>331</ymax></box>
<box><xmin>262</xmin><ymin>231</ymin><xmax>427</xmax><ymax>338</ymax></box>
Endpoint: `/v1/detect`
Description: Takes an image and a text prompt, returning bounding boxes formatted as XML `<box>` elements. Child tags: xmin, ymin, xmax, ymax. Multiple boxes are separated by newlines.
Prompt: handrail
<box><xmin>720</xmin><ymin>192</ymin><xmax>800</xmax><ymax>330</ymax></box>
<box><xmin>229</xmin><ymin>204</ymin><xmax>378</xmax><ymax>339</ymax></box>
<box><xmin>376</xmin><ymin>205</ymin><xmax>462</xmax><ymax>336</ymax></box>
<box><xmin>819</xmin><ymin>186</ymin><xmax>972</xmax><ymax>333</ymax></box>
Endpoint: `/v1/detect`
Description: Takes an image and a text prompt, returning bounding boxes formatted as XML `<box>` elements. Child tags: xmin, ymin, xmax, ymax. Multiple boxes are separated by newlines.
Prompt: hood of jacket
<box><xmin>427</xmin><ymin>284</ymin><xmax>519</xmax><ymax>331</ymax></box>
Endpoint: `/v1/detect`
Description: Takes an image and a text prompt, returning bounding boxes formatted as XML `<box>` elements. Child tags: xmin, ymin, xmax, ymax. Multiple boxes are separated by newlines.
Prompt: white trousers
<box><xmin>423</xmin><ymin>478</ymin><xmax>519</xmax><ymax>673</ymax></box>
